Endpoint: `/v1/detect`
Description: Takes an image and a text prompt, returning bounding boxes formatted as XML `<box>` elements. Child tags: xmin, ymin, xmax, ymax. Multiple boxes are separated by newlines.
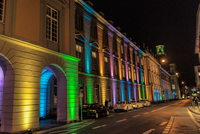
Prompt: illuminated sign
<box><xmin>156</xmin><ymin>45</ymin><xmax>164</xmax><ymax>55</ymax></box>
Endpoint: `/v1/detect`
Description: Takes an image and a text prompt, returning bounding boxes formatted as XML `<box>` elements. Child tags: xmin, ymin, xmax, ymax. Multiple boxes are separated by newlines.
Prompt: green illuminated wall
<box><xmin>0</xmin><ymin>35</ymin><xmax>80</xmax><ymax>133</ymax></box>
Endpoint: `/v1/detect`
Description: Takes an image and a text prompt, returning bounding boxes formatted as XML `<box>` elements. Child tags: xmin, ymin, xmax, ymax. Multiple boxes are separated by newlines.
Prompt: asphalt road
<box><xmin>39</xmin><ymin>99</ymin><xmax>199</xmax><ymax>134</ymax></box>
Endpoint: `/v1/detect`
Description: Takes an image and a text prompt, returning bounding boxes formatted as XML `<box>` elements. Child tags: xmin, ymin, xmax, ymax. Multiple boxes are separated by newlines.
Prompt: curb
<box><xmin>188</xmin><ymin>107</ymin><xmax>200</xmax><ymax>115</ymax></box>
<box><xmin>187</xmin><ymin>108</ymin><xmax>200</xmax><ymax>128</ymax></box>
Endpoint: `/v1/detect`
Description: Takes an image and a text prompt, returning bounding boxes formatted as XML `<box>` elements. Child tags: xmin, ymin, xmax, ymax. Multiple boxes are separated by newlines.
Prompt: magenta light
<box><xmin>134</xmin><ymin>83</ymin><xmax>137</xmax><ymax>100</ymax></box>
<box><xmin>112</xmin><ymin>81</ymin><xmax>116</xmax><ymax>105</ymax></box>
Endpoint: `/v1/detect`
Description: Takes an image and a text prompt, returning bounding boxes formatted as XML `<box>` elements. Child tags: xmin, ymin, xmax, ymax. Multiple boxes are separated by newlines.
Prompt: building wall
<box><xmin>0</xmin><ymin>0</ymin><xmax>79</xmax><ymax>133</ymax></box>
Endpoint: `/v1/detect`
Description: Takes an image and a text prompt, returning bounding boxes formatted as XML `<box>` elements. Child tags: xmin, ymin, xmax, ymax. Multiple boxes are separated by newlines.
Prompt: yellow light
<box><xmin>175</xmin><ymin>73</ymin><xmax>178</xmax><ymax>76</ymax></box>
<box><xmin>181</xmin><ymin>81</ymin><xmax>184</xmax><ymax>84</ymax></box>
<box><xmin>161</xmin><ymin>59</ymin><xmax>165</xmax><ymax>63</ymax></box>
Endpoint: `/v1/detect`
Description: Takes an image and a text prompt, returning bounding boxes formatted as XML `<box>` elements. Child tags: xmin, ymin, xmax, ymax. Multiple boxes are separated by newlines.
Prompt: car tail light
<box><xmin>113</xmin><ymin>105</ymin><xmax>115</xmax><ymax>107</ymax></box>
<box><xmin>123</xmin><ymin>104</ymin><xmax>125</xmax><ymax>107</ymax></box>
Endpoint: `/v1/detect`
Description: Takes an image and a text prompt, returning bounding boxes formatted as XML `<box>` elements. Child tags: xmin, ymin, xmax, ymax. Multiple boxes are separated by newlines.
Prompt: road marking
<box><xmin>92</xmin><ymin>126</ymin><xmax>101</xmax><ymax>129</ymax></box>
<box><xmin>116</xmin><ymin>119</ymin><xmax>127</xmax><ymax>123</ymax></box>
<box><xmin>101</xmin><ymin>124</ymin><xmax>107</xmax><ymax>127</ymax></box>
<box><xmin>142</xmin><ymin>129</ymin><xmax>155</xmax><ymax>134</ymax></box>
<box><xmin>107</xmin><ymin>115</ymin><xmax>114</xmax><ymax>118</ymax></box>
<box><xmin>133</xmin><ymin>115</ymin><xmax>140</xmax><ymax>118</ymax></box>
<box><xmin>151</xmin><ymin>105</ymin><xmax>171</xmax><ymax>113</ymax></box>
<box><xmin>162</xmin><ymin>116</ymin><xmax>174</xmax><ymax>133</ymax></box>
<box><xmin>144</xmin><ymin>112</ymin><xmax>149</xmax><ymax>114</ymax></box>
<box><xmin>160</xmin><ymin>122</ymin><xmax>167</xmax><ymax>126</ymax></box>
<box><xmin>187</xmin><ymin>108</ymin><xmax>200</xmax><ymax>127</ymax></box>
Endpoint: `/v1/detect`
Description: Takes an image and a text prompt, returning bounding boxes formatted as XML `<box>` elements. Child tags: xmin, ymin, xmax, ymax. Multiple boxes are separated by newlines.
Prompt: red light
<box><xmin>113</xmin><ymin>105</ymin><xmax>115</xmax><ymax>107</ymax></box>
<box><xmin>123</xmin><ymin>104</ymin><xmax>125</xmax><ymax>107</ymax></box>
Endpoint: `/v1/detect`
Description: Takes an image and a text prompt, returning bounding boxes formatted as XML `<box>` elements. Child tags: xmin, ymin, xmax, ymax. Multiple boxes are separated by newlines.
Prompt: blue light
<box><xmin>40</xmin><ymin>69</ymin><xmax>53</xmax><ymax>118</ymax></box>
<box><xmin>159</xmin><ymin>90</ymin><xmax>161</xmax><ymax>101</ymax></box>
<box><xmin>128</xmin><ymin>84</ymin><xmax>131</xmax><ymax>102</ymax></box>
<box><xmin>154</xmin><ymin>89</ymin><xmax>157</xmax><ymax>101</ymax></box>
<box><xmin>121</xmin><ymin>83</ymin><xmax>124</xmax><ymax>101</ymax></box>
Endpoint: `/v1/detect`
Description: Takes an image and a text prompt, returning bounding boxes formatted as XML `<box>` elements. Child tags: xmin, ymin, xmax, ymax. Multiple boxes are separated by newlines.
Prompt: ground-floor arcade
<box><xmin>0</xmin><ymin>35</ymin><xmax>79</xmax><ymax>133</ymax></box>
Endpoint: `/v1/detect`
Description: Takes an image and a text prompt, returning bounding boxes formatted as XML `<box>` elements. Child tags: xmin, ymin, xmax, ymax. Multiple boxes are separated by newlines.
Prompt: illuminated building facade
<box><xmin>145</xmin><ymin>52</ymin><xmax>162</xmax><ymax>102</ymax></box>
<box><xmin>195</xmin><ymin>4</ymin><xmax>200</xmax><ymax>88</ymax></box>
<box><xmin>0</xmin><ymin>0</ymin><xmax>80</xmax><ymax>133</ymax></box>
<box><xmin>160</xmin><ymin>68</ymin><xmax>171</xmax><ymax>100</ymax></box>
<box><xmin>169</xmin><ymin>64</ymin><xmax>181</xmax><ymax>99</ymax></box>
<box><xmin>75</xmin><ymin>0</ymin><xmax>147</xmax><ymax>106</ymax></box>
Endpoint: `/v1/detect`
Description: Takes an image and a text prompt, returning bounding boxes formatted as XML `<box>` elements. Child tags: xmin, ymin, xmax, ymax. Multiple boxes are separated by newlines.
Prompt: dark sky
<box><xmin>89</xmin><ymin>0</ymin><xmax>200</xmax><ymax>87</ymax></box>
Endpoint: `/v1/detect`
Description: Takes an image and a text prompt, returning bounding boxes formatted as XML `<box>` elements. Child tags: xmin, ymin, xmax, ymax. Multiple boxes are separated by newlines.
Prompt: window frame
<box><xmin>46</xmin><ymin>5</ymin><xmax>59</xmax><ymax>43</ymax></box>
<box><xmin>0</xmin><ymin>0</ymin><xmax>5</xmax><ymax>23</ymax></box>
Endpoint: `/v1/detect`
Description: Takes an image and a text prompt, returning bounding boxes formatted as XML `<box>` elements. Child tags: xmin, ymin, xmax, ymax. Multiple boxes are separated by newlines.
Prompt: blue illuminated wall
<box><xmin>121</xmin><ymin>83</ymin><xmax>124</xmax><ymax>101</ymax></box>
<box><xmin>154</xmin><ymin>89</ymin><xmax>157</xmax><ymax>101</ymax></box>
<box><xmin>40</xmin><ymin>69</ymin><xmax>53</xmax><ymax>118</ymax></box>
<box><xmin>128</xmin><ymin>84</ymin><xmax>131</xmax><ymax>102</ymax></box>
<box><xmin>165</xmin><ymin>90</ymin><xmax>169</xmax><ymax>100</ymax></box>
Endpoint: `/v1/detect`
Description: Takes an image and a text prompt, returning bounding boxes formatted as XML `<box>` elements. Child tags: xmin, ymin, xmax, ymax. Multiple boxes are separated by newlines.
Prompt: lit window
<box><xmin>0</xmin><ymin>0</ymin><xmax>5</xmax><ymax>23</ymax></box>
<box><xmin>122</xmin><ymin>64</ymin><xmax>125</xmax><ymax>78</ymax></box>
<box><xmin>46</xmin><ymin>5</ymin><xmax>58</xmax><ymax>42</ymax></box>
<box><xmin>121</xmin><ymin>45</ymin><xmax>124</xmax><ymax>54</ymax></box>
<box><xmin>128</xmin><ymin>66</ymin><xmax>131</xmax><ymax>80</ymax></box>
<box><xmin>198</xmin><ymin>72</ymin><xmax>200</xmax><ymax>76</ymax></box>
<box><xmin>76</xmin><ymin>44</ymin><xmax>82</xmax><ymax>57</ymax></box>
<box><xmin>92</xmin><ymin>51</ymin><xmax>97</xmax><ymax>58</ymax></box>
<box><xmin>104</xmin><ymin>57</ymin><xmax>108</xmax><ymax>63</ymax></box>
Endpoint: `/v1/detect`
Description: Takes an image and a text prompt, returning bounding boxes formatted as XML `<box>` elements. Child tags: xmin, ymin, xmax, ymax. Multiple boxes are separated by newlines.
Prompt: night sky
<box><xmin>89</xmin><ymin>0</ymin><xmax>200</xmax><ymax>87</ymax></box>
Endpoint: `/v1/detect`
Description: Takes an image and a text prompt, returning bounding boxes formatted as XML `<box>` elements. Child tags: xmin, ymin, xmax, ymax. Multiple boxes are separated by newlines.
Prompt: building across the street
<box><xmin>0</xmin><ymin>0</ymin><xmax>179</xmax><ymax>133</ymax></box>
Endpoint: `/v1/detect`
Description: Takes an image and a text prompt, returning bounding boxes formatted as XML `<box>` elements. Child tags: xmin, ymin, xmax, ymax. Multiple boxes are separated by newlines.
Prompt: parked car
<box><xmin>140</xmin><ymin>99</ymin><xmax>151</xmax><ymax>107</ymax></box>
<box><xmin>131</xmin><ymin>100</ymin><xmax>144</xmax><ymax>109</ymax></box>
<box><xmin>113</xmin><ymin>101</ymin><xmax>133</xmax><ymax>112</ymax></box>
<box><xmin>82</xmin><ymin>103</ymin><xmax>109</xmax><ymax>119</ymax></box>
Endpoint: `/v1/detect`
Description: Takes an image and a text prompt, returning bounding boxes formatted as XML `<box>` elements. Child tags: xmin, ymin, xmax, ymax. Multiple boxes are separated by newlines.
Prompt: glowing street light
<box><xmin>161</xmin><ymin>59</ymin><xmax>166</xmax><ymax>63</ymax></box>
<box><xmin>181</xmin><ymin>81</ymin><xmax>185</xmax><ymax>84</ymax></box>
<box><xmin>175</xmin><ymin>72</ymin><xmax>178</xmax><ymax>76</ymax></box>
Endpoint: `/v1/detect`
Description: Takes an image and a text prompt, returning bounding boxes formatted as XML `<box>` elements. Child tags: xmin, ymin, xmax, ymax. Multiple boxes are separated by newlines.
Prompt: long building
<box><xmin>0</xmin><ymin>0</ymin><xmax>175</xmax><ymax>133</ymax></box>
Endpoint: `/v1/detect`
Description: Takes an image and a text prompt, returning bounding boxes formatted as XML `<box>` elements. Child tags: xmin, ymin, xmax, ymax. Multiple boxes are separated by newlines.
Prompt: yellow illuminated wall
<box><xmin>97</xmin><ymin>24</ymin><xmax>104</xmax><ymax>76</ymax></box>
<box><xmin>0</xmin><ymin>35</ymin><xmax>79</xmax><ymax>133</ymax></box>
<box><xmin>117</xmin><ymin>38</ymin><xmax>122</xmax><ymax>80</ymax></box>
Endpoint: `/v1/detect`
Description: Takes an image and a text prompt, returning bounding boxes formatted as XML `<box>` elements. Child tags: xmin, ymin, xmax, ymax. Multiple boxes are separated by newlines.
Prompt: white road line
<box><xmin>107</xmin><ymin>115</ymin><xmax>114</xmax><ymax>117</ymax></box>
<box><xmin>160</xmin><ymin>122</ymin><xmax>167</xmax><ymax>126</ymax></box>
<box><xmin>133</xmin><ymin>115</ymin><xmax>140</xmax><ymax>118</ymax></box>
<box><xmin>92</xmin><ymin>126</ymin><xmax>101</xmax><ymax>129</ymax></box>
<box><xmin>162</xmin><ymin>116</ymin><xmax>174</xmax><ymax>133</ymax></box>
<box><xmin>116</xmin><ymin>119</ymin><xmax>127</xmax><ymax>123</ymax></box>
<box><xmin>144</xmin><ymin>112</ymin><xmax>149</xmax><ymax>114</ymax></box>
<box><xmin>101</xmin><ymin>124</ymin><xmax>107</xmax><ymax>127</ymax></box>
<box><xmin>142</xmin><ymin>129</ymin><xmax>155</xmax><ymax>134</ymax></box>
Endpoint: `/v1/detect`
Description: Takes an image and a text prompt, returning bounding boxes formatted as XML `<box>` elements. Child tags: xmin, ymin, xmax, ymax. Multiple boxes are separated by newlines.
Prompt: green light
<box><xmin>0</xmin><ymin>34</ymin><xmax>80</xmax><ymax>62</ymax></box>
<box><xmin>86</xmin><ymin>76</ymin><xmax>93</xmax><ymax>104</ymax></box>
<box><xmin>142</xmin><ymin>85</ymin><xmax>145</xmax><ymax>99</ymax></box>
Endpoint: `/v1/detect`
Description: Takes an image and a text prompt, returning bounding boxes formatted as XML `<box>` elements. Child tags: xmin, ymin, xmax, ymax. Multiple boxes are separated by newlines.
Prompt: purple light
<box><xmin>134</xmin><ymin>83</ymin><xmax>137</xmax><ymax>100</ymax></box>
<box><xmin>112</xmin><ymin>81</ymin><xmax>116</xmax><ymax>105</ymax></box>
<box><xmin>0</xmin><ymin>66</ymin><xmax>4</xmax><ymax>118</ymax></box>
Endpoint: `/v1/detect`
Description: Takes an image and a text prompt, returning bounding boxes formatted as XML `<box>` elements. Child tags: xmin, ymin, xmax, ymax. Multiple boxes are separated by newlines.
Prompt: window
<box><xmin>91</xmin><ymin>24</ymin><xmax>98</xmax><ymax>39</ymax></box>
<box><xmin>92</xmin><ymin>51</ymin><xmax>98</xmax><ymax>74</ymax></box>
<box><xmin>75</xmin><ymin>13</ymin><xmax>83</xmax><ymax>30</ymax></box>
<box><xmin>137</xmin><ymin>55</ymin><xmax>139</xmax><ymax>64</ymax></box>
<box><xmin>134</xmin><ymin>68</ymin><xmax>136</xmax><ymax>81</ymax></box>
<box><xmin>114</xmin><ymin>59</ymin><xmax>119</xmax><ymax>78</ymax></box>
<box><xmin>113</xmin><ymin>36</ymin><xmax>118</xmax><ymax>52</ymax></box>
<box><xmin>122</xmin><ymin>63</ymin><xmax>126</xmax><ymax>79</ymax></box>
<box><xmin>128</xmin><ymin>66</ymin><xmax>132</xmax><ymax>80</ymax></box>
<box><xmin>46</xmin><ymin>5</ymin><xmax>58</xmax><ymax>42</ymax></box>
<box><xmin>104</xmin><ymin>56</ymin><xmax>110</xmax><ymax>77</ymax></box>
<box><xmin>76</xmin><ymin>44</ymin><xmax>84</xmax><ymax>71</ymax></box>
<box><xmin>121</xmin><ymin>45</ymin><xmax>124</xmax><ymax>55</ymax></box>
<box><xmin>103</xmin><ymin>29</ymin><xmax>108</xmax><ymax>46</ymax></box>
<box><xmin>0</xmin><ymin>0</ymin><xmax>5</xmax><ymax>23</ymax></box>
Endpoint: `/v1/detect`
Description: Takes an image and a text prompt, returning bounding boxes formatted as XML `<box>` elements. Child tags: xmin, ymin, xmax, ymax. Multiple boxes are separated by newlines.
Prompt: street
<box><xmin>36</xmin><ymin>99</ymin><xmax>200</xmax><ymax>134</ymax></box>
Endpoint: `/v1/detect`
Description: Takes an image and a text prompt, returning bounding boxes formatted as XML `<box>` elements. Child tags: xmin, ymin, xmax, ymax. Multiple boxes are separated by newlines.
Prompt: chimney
<box><xmin>108</xmin><ymin>20</ymin><xmax>114</xmax><ymax>25</ymax></box>
<box><xmin>116</xmin><ymin>27</ymin><xmax>121</xmax><ymax>31</ymax></box>
<box><xmin>85</xmin><ymin>1</ymin><xmax>93</xmax><ymax>8</ymax></box>
<box><xmin>123</xmin><ymin>32</ymin><xmax>127</xmax><ymax>36</ymax></box>
<box><xmin>98</xmin><ymin>11</ymin><xmax>104</xmax><ymax>17</ymax></box>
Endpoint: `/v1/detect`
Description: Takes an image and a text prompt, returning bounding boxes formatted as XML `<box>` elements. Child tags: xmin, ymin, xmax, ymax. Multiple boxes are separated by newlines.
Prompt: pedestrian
<box><xmin>195</xmin><ymin>97</ymin><xmax>199</xmax><ymax>106</ymax></box>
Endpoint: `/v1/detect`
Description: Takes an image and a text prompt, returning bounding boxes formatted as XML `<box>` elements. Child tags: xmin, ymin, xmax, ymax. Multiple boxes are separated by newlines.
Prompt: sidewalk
<box><xmin>34</xmin><ymin>119</ymin><xmax>95</xmax><ymax>134</ymax></box>
<box><xmin>188</xmin><ymin>106</ymin><xmax>200</xmax><ymax>125</ymax></box>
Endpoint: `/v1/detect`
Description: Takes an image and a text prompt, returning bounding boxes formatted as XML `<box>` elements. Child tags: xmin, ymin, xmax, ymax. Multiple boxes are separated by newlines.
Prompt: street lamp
<box><xmin>175</xmin><ymin>72</ymin><xmax>178</xmax><ymax>76</ymax></box>
<box><xmin>161</xmin><ymin>59</ymin><xmax>166</xmax><ymax>63</ymax></box>
<box><xmin>181</xmin><ymin>81</ymin><xmax>184</xmax><ymax>85</ymax></box>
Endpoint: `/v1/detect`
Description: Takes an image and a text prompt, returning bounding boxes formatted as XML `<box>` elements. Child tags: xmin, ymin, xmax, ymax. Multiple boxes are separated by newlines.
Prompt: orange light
<box><xmin>122</xmin><ymin>104</ymin><xmax>125</xmax><ymax>107</ymax></box>
<box><xmin>161</xmin><ymin>59</ymin><xmax>166</xmax><ymax>63</ymax></box>
<box><xmin>113</xmin><ymin>105</ymin><xmax>115</xmax><ymax>107</ymax></box>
